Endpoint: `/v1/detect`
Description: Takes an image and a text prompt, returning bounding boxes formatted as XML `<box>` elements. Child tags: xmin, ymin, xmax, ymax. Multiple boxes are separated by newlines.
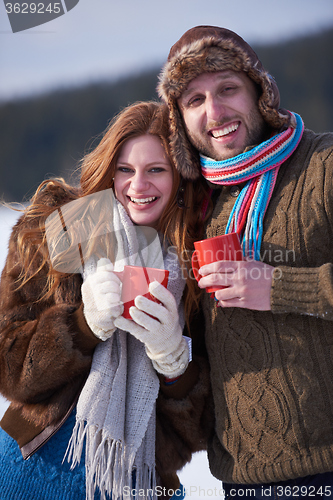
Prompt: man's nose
<box><xmin>205</xmin><ymin>95</ymin><xmax>225</xmax><ymax>122</ymax></box>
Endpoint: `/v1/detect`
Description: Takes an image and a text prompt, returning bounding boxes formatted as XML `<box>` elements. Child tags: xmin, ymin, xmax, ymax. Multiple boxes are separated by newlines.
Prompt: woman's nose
<box><xmin>130</xmin><ymin>172</ymin><xmax>149</xmax><ymax>191</ymax></box>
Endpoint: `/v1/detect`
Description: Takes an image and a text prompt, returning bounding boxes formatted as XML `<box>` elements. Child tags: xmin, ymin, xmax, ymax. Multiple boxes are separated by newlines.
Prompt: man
<box><xmin>158</xmin><ymin>25</ymin><xmax>333</xmax><ymax>498</ymax></box>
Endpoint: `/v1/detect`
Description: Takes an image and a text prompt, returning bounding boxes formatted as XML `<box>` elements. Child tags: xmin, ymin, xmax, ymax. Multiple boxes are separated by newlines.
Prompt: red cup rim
<box><xmin>194</xmin><ymin>231</ymin><xmax>240</xmax><ymax>247</ymax></box>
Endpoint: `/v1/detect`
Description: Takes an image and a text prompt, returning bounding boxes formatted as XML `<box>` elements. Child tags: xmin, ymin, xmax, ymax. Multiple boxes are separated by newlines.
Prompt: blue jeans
<box><xmin>169</xmin><ymin>484</ymin><xmax>186</xmax><ymax>499</ymax></box>
<box><xmin>223</xmin><ymin>471</ymin><xmax>333</xmax><ymax>499</ymax></box>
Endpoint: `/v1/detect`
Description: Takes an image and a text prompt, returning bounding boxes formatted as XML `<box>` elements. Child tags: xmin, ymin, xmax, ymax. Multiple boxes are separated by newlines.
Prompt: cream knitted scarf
<box><xmin>65</xmin><ymin>199</ymin><xmax>185</xmax><ymax>500</ymax></box>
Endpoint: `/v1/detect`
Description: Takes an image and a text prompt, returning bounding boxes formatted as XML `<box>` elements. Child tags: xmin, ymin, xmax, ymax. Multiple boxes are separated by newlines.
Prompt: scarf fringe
<box><xmin>65</xmin><ymin>418</ymin><xmax>157</xmax><ymax>500</ymax></box>
<box><xmin>64</xmin><ymin>418</ymin><xmax>88</xmax><ymax>468</ymax></box>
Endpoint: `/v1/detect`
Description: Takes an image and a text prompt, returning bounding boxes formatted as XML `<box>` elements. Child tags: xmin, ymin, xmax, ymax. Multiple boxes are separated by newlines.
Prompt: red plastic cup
<box><xmin>114</xmin><ymin>265</ymin><xmax>169</xmax><ymax>319</ymax></box>
<box><xmin>191</xmin><ymin>233</ymin><xmax>243</xmax><ymax>293</ymax></box>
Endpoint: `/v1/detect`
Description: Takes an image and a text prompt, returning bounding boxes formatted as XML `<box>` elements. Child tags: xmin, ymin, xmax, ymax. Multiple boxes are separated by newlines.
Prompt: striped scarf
<box><xmin>200</xmin><ymin>112</ymin><xmax>304</xmax><ymax>260</ymax></box>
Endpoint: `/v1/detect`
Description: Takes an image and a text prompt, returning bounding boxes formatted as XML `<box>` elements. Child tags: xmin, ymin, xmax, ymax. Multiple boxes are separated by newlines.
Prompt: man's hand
<box><xmin>198</xmin><ymin>259</ymin><xmax>275</xmax><ymax>311</ymax></box>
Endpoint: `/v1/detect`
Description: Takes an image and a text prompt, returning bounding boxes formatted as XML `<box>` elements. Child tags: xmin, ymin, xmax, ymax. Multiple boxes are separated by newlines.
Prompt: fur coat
<box><xmin>0</xmin><ymin>183</ymin><xmax>214</xmax><ymax>489</ymax></box>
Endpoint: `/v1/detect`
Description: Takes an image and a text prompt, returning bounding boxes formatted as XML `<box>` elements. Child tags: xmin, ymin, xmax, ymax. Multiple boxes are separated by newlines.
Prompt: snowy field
<box><xmin>0</xmin><ymin>204</ymin><xmax>223</xmax><ymax>499</ymax></box>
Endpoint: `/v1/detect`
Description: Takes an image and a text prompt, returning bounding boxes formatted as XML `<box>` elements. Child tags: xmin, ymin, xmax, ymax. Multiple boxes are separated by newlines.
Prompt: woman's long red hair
<box><xmin>13</xmin><ymin>101</ymin><xmax>212</xmax><ymax>323</ymax></box>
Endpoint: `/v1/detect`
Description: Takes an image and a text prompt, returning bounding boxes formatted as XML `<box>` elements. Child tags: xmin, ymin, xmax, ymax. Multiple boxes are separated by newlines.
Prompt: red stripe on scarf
<box><xmin>202</xmin><ymin>127</ymin><xmax>294</xmax><ymax>182</ymax></box>
<box><xmin>237</xmin><ymin>178</ymin><xmax>259</xmax><ymax>235</ymax></box>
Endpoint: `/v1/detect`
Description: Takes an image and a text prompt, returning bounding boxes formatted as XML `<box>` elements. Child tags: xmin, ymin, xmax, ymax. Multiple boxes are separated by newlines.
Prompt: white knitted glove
<box><xmin>114</xmin><ymin>281</ymin><xmax>189</xmax><ymax>377</ymax></box>
<box><xmin>81</xmin><ymin>258</ymin><xmax>123</xmax><ymax>341</ymax></box>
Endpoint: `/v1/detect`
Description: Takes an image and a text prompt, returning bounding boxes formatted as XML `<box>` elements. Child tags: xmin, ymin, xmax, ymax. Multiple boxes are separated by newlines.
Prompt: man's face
<box><xmin>177</xmin><ymin>70</ymin><xmax>268</xmax><ymax>161</ymax></box>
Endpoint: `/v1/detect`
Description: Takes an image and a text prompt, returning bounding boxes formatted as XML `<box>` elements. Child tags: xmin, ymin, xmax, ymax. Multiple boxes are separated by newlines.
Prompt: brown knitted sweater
<box><xmin>203</xmin><ymin>129</ymin><xmax>333</xmax><ymax>484</ymax></box>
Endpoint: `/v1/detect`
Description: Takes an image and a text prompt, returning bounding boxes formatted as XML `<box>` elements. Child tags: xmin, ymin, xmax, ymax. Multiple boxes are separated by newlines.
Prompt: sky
<box><xmin>1</xmin><ymin>0</ymin><xmax>333</xmax><ymax>102</ymax></box>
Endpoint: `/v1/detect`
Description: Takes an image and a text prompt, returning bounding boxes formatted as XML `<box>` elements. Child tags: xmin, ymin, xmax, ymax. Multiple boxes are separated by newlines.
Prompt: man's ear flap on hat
<box><xmin>256</xmin><ymin>72</ymin><xmax>292</xmax><ymax>130</ymax></box>
<box><xmin>168</xmin><ymin>98</ymin><xmax>201</xmax><ymax>181</ymax></box>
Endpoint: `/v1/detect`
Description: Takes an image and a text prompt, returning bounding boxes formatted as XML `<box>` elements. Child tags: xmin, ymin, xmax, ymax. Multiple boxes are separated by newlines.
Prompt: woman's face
<box><xmin>114</xmin><ymin>134</ymin><xmax>174</xmax><ymax>228</ymax></box>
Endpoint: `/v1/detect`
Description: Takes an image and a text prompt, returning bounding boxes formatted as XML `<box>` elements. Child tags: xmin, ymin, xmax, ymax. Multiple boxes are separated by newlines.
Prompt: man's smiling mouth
<box><xmin>210</xmin><ymin>122</ymin><xmax>239</xmax><ymax>138</ymax></box>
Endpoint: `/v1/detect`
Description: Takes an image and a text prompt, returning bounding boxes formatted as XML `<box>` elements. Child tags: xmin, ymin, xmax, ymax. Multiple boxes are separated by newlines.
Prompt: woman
<box><xmin>0</xmin><ymin>102</ymin><xmax>213</xmax><ymax>500</ymax></box>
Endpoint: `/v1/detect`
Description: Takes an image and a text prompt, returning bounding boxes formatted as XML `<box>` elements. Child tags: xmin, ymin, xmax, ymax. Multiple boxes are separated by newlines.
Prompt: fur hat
<box><xmin>158</xmin><ymin>25</ymin><xmax>292</xmax><ymax>180</ymax></box>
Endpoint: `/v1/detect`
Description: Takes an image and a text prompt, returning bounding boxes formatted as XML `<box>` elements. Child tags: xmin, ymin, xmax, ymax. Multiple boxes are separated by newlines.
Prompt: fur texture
<box><xmin>0</xmin><ymin>188</ymin><xmax>96</xmax><ymax>428</ymax></box>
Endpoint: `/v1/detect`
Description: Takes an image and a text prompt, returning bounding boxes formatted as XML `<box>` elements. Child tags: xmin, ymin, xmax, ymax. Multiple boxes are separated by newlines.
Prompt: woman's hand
<box><xmin>115</xmin><ymin>281</ymin><xmax>189</xmax><ymax>377</ymax></box>
<box><xmin>81</xmin><ymin>258</ymin><xmax>123</xmax><ymax>340</ymax></box>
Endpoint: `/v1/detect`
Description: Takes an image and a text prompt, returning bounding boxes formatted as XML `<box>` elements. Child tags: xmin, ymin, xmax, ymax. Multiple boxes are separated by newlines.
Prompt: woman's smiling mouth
<box><xmin>128</xmin><ymin>196</ymin><xmax>158</xmax><ymax>205</ymax></box>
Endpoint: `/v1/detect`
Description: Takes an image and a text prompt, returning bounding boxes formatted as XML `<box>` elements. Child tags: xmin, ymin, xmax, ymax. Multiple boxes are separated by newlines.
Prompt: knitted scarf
<box><xmin>65</xmin><ymin>199</ymin><xmax>186</xmax><ymax>500</ymax></box>
<box><xmin>200</xmin><ymin>112</ymin><xmax>304</xmax><ymax>260</ymax></box>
